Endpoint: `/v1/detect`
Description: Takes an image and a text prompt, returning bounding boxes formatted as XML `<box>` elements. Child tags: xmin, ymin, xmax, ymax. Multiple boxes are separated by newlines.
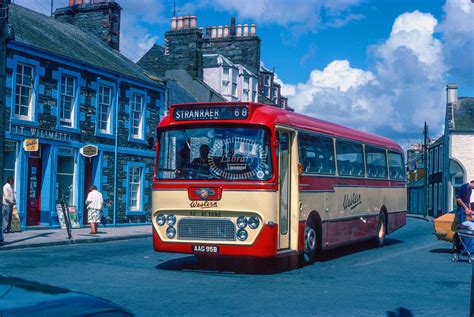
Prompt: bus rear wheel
<box><xmin>304</xmin><ymin>219</ymin><xmax>318</xmax><ymax>264</ymax></box>
<box><xmin>375</xmin><ymin>213</ymin><xmax>386</xmax><ymax>247</ymax></box>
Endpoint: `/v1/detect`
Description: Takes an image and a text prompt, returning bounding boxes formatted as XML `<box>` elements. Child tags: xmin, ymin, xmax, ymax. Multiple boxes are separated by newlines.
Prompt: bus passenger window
<box><xmin>336</xmin><ymin>141</ymin><xmax>364</xmax><ymax>177</ymax></box>
<box><xmin>388</xmin><ymin>152</ymin><xmax>405</xmax><ymax>180</ymax></box>
<box><xmin>298</xmin><ymin>133</ymin><xmax>335</xmax><ymax>175</ymax></box>
<box><xmin>366</xmin><ymin>147</ymin><xmax>388</xmax><ymax>178</ymax></box>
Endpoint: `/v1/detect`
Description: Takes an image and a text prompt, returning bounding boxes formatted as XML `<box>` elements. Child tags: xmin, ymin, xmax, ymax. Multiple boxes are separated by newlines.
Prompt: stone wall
<box><xmin>164</xmin><ymin>28</ymin><xmax>203</xmax><ymax>79</ymax></box>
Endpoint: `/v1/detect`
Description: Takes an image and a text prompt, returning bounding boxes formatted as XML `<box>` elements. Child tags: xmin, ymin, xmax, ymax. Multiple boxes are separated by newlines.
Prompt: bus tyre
<box><xmin>304</xmin><ymin>219</ymin><xmax>318</xmax><ymax>264</ymax></box>
<box><xmin>375</xmin><ymin>213</ymin><xmax>386</xmax><ymax>247</ymax></box>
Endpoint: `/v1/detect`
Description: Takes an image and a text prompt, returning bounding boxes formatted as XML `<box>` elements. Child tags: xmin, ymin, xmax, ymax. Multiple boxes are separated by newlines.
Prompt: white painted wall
<box><xmin>448</xmin><ymin>133</ymin><xmax>474</xmax><ymax>209</ymax></box>
<box><xmin>203</xmin><ymin>67</ymin><xmax>221</xmax><ymax>96</ymax></box>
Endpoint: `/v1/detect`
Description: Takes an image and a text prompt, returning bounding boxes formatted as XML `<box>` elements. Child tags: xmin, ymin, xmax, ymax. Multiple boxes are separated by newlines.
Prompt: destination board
<box><xmin>173</xmin><ymin>106</ymin><xmax>249</xmax><ymax>121</ymax></box>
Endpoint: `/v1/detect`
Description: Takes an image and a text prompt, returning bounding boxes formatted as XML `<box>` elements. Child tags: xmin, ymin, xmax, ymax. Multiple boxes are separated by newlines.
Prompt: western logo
<box><xmin>343</xmin><ymin>193</ymin><xmax>362</xmax><ymax>210</ymax></box>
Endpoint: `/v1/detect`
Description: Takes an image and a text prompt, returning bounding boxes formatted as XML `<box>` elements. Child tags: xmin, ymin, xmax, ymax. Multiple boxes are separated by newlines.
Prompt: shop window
<box><xmin>3</xmin><ymin>141</ymin><xmax>16</xmax><ymax>184</ymax></box>
<box><xmin>98</xmin><ymin>84</ymin><xmax>112</xmax><ymax>134</ymax></box>
<box><xmin>56</xmin><ymin>150</ymin><xmax>75</xmax><ymax>206</ymax></box>
<box><xmin>131</xmin><ymin>93</ymin><xmax>144</xmax><ymax>139</ymax></box>
<box><xmin>366</xmin><ymin>146</ymin><xmax>388</xmax><ymax>179</ymax></box>
<box><xmin>59</xmin><ymin>74</ymin><xmax>76</xmax><ymax>127</ymax></box>
<box><xmin>128</xmin><ymin>165</ymin><xmax>143</xmax><ymax>211</ymax></box>
<box><xmin>15</xmin><ymin>63</ymin><xmax>34</xmax><ymax>120</ymax></box>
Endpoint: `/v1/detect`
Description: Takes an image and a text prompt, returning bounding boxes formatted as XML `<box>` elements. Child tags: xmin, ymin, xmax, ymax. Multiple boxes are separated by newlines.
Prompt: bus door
<box><xmin>277</xmin><ymin>130</ymin><xmax>294</xmax><ymax>250</ymax></box>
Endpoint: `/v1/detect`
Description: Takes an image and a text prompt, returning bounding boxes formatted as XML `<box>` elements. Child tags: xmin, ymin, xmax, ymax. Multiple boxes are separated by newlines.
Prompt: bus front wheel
<box><xmin>375</xmin><ymin>213</ymin><xmax>386</xmax><ymax>247</ymax></box>
<box><xmin>304</xmin><ymin>219</ymin><xmax>318</xmax><ymax>264</ymax></box>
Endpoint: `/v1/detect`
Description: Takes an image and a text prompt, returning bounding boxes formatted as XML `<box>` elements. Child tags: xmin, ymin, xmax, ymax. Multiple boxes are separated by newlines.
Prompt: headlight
<box><xmin>166</xmin><ymin>226</ymin><xmax>176</xmax><ymax>239</ymax></box>
<box><xmin>248</xmin><ymin>216</ymin><xmax>260</xmax><ymax>229</ymax></box>
<box><xmin>166</xmin><ymin>214</ymin><xmax>176</xmax><ymax>226</ymax></box>
<box><xmin>156</xmin><ymin>214</ymin><xmax>166</xmax><ymax>226</ymax></box>
<box><xmin>236</xmin><ymin>216</ymin><xmax>247</xmax><ymax>229</ymax></box>
<box><xmin>237</xmin><ymin>229</ymin><xmax>248</xmax><ymax>241</ymax></box>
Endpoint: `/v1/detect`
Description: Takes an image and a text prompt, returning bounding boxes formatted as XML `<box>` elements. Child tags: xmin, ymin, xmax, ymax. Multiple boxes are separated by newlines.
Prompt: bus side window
<box><xmin>298</xmin><ymin>133</ymin><xmax>335</xmax><ymax>175</ymax></box>
<box><xmin>366</xmin><ymin>146</ymin><xmax>387</xmax><ymax>179</ymax></box>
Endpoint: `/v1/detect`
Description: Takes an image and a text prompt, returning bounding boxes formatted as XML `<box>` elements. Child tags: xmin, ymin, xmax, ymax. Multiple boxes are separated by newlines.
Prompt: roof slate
<box><xmin>447</xmin><ymin>97</ymin><xmax>474</xmax><ymax>131</ymax></box>
<box><xmin>9</xmin><ymin>4</ymin><xmax>159</xmax><ymax>85</ymax></box>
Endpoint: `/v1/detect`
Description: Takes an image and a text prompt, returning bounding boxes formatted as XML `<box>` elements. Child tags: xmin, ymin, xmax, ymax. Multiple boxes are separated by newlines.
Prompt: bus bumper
<box><xmin>153</xmin><ymin>224</ymin><xmax>279</xmax><ymax>257</ymax></box>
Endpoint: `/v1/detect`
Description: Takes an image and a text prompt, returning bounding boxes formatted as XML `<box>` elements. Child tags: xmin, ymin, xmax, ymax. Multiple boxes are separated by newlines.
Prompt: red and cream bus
<box><xmin>152</xmin><ymin>102</ymin><xmax>406</xmax><ymax>263</ymax></box>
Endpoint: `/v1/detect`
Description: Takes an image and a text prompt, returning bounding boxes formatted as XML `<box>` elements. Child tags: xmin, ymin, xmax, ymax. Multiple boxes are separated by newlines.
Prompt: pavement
<box><xmin>0</xmin><ymin>225</ymin><xmax>151</xmax><ymax>251</ymax></box>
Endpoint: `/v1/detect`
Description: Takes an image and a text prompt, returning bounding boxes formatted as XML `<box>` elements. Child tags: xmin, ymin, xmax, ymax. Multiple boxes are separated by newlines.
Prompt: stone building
<box><xmin>2</xmin><ymin>1</ymin><xmax>165</xmax><ymax>229</ymax></box>
<box><xmin>138</xmin><ymin>15</ymin><xmax>289</xmax><ymax>108</ymax></box>
<box><xmin>427</xmin><ymin>84</ymin><xmax>474</xmax><ymax>216</ymax></box>
<box><xmin>406</xmin><ymin>144</ymin><xmax>425</xmax><ymax>215</ymax></box>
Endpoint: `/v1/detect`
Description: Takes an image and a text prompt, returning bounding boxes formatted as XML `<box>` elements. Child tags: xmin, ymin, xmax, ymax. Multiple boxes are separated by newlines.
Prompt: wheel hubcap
<box><xmin>305</xmin><ymin>227</ymin><xmax>316</xmax><ymax>253</ymax></box>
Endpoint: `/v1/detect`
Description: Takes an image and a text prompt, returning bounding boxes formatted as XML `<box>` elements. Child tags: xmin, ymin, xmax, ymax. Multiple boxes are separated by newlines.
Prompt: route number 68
<box><xmin>234</xmin><ymin>107</ymin><xmax>248</xmax><ymax>118</ymax></box>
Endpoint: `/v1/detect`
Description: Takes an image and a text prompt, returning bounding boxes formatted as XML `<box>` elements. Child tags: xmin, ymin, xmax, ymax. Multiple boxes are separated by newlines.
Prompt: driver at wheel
<box><xmin>191</xmin><ymin>144</ymin><xmax>210</xmax><ymax>176</ymax></box>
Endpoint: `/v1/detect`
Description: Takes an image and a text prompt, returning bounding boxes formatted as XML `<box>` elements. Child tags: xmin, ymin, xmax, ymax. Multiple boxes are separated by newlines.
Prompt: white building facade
<box><xmin>202</xmin><ymin>54</ymin><xmax>258</xmax><ymax>102</ymax></box>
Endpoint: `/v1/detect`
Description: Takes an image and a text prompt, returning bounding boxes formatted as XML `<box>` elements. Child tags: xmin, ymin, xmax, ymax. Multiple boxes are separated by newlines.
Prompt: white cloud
<box><xmin>438</xmin><ymin>0</ymin><xmax>474</xmax><ymax>89</ymax></box>
<box><xmin>205</xmin><ymin>0</ymin><xmax>364</xmax><ymax>32</ymax></box>
<box><xmin>281</xmin><ymin>10</ymin><xmax>447</xmax><ymax>142</ymax></box>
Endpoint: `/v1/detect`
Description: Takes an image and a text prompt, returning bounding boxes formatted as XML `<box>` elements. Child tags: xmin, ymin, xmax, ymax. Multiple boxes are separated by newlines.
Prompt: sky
<box><xmin>15</xmin><ymin>0</ymin><xmax>474</xmax><ymax>147</ymax></box>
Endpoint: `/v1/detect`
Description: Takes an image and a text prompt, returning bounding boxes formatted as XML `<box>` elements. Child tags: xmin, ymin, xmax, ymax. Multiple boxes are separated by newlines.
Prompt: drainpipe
<box><xmin>113</xmin><ymin>76</ymin><xmax>121</xmax><ymax>226</ymax></box>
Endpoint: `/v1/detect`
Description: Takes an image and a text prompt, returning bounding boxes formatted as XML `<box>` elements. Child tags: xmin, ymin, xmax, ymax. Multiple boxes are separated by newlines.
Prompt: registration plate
<box><xmin>192</xmin><ymin>245</ymin><xmax>219</xmax><ymax>254</ymax></box>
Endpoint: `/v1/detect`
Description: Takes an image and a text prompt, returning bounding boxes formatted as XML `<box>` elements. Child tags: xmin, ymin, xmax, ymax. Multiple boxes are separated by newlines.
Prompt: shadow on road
<box><xmin>429</xmin><ymin>248</ymin><xmax>452</xmax><ymax>254</ymax></box>
<box><xmin>320</xmin><ymin>238</ymin><xmax>402</xmax><ymax>262</ymax></box>
<box><xmin>156</xmin><ymin>255</ymin><xmax>302</xmax><ymax>275</ymax></box>
<box><xmin>3</xmin><ymin>232</ymin><xmax>52</xmax><ymax>246</ymax></box>
<box><xmin>386</xmin><ymin>307</ymin><xmax>413</xmax><ymax>317</ymax></box>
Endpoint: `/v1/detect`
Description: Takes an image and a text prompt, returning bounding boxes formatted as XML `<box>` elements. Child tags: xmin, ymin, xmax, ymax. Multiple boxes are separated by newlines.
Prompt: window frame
<box><xmin>388</xmin><ymin>151</ymin><xmax>405</xmax><ymax>180</ymax></box>
<box><xmin>335</xmin><ymin>140</ymin><xmax>365</xmax><ymax>178</ymax></box>
<box><xmin>55</xmin><ymin>68</ymin><xmax>81</xmax><ymax>131</ymax></box>
<box><xmin>95</xmin><ymin>79</ymin><xmax>116</xmax><ymax>138</ymax></box>
<box><xmin>126</xmin><ymin>162</ymin><xmax>145</xmax><ymax>215</ymax></box>
<box><xmin>298</xmin><ymin>131</ymin><xmax>336</xmax><ymax>176</ymax></box>
<box><xmin>130</xmin><ymin>92</ymin><xmax>145</xmax><ymax>139</ymax></box>
<box><xmin>365</xmin><ymin>146</ymin><xmax>389</xmax><ymax>179</ymax></box>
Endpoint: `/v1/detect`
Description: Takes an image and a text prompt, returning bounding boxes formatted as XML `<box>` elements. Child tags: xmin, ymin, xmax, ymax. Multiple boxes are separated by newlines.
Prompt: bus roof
<box><xmin>160</xmin><ymin>102</ymin><xmax>402</xmax><ymax>152</ymax></box>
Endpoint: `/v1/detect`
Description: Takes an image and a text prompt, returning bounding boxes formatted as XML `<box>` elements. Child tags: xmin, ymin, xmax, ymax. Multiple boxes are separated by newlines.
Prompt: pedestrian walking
<box><xmin>85</xmin><ymin>185</ymin><xmax>103</xmax><ymax>234</ymax></box>
<box><xmin>1</xmin><ymin>177</ymin><xmax>16</xmax><ymax>245</ymax></box>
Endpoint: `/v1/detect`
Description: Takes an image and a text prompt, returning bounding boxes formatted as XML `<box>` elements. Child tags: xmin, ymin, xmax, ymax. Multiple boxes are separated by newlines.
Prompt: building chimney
<box><xmin>236</xmin><ymin>24</ymin><xmax>242</xmax><ymax>37</ymax></box>
<box><xmin>243</xmin><ymin>24</ymin><xmax>248</xmax><ymax>36</ymax></box>
<box><xmin>190</xmin><ymin>16</ymin><xmax>197</xmax><ymax>28</ymax></box>
<box><xmin>250</xmin><ymin>24</ymin><xmax>256</xmax><ymax>36</ymax></box>
<box><xmin>171</xmin><ymin>16</ymin><xmax>177</xmax><ymax>30</ymax></box>
<box><xmin>217</xmin><ymin>25</ymin><xmax>223</xmax><ymax>38</ymax></box>
<box><xmin>446</xmin><ymin>83</ymin><xmax>458</xmax><ymax>104</ymax></box>
<box><xmin>183</xmin><ymin>16</ymin><xmax>190</xmax><ymax>28</ymax></box>
<box><xmin>223</xmin><ymin>25</ymin><xmax>229</xmax><ymax>37</ymax></box>
<box><xmin>177</xmin><ymin>16</ymin><xmax>183</xmax><ymax>29</ymax></box>
<box><xmin>230</xmin><ymin>17</ymin><xmax>236</xmax><ymax>36</ymax></box>
<box><xmin>54</xmin><ymin>1</ymin><xmax>122</xmax><ymax>51</ymax></box>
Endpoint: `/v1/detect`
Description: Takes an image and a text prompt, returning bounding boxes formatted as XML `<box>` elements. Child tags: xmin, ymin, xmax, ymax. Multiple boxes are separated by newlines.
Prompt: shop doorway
<box><xmin>83</xmin><ymin>157</ymin><xmax>93</xmax><ymax>225</ymax></box>
<box><xmin>26</xmin><ymin>156</ymin><xmax>42</xmax><ymax>226</ymax></box>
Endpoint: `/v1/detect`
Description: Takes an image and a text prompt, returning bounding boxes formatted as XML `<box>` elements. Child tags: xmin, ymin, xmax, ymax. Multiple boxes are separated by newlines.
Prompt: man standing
<box><xmin>85</xmin><ymin>185</ymin><xmax>103</xmax><ymax>234</ymax></box>
<box><xmin>456</xmin><ymin>180</ymin><xmax>474</xmax><ymax>223</ymax></box>
<box><xmin>1</xmin><ymin>177</ymin><xmax>16</xmax><ymax>245</ymax></box>
<box><xmin>456</xmin><ymin>180</ymin><xmax>474</xmax><ymax>253</ymax></box>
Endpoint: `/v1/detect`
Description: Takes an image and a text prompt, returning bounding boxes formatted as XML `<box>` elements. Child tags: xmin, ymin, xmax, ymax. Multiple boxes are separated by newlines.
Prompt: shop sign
<box><xmin>80</xmin><ymin>144</ymin><xmax>98</xmax><ymax>157</ymax></box>
<box><xmin>11</xmin><ymin>124</ymin><xmax>71</xmax><ymax>142</ymax></box>
<box><xmin>23</xmin><ymin>138</ymin><xmax>39</xmax><ymax>152</ymax></box>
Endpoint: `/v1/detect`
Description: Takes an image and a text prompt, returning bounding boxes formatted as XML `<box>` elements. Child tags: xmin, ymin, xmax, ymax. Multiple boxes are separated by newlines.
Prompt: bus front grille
<box><xmin>177</xmin><ymin>218</ymin><xmax>235</xmax><ymax>241</ymax></box>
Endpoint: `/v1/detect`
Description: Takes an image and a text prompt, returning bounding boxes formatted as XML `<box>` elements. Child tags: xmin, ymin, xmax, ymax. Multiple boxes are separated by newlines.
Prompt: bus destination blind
<box><xmin>173</xmin><ymin>106</ymin><xmax>249</xmax><ymax>121</ymax></box>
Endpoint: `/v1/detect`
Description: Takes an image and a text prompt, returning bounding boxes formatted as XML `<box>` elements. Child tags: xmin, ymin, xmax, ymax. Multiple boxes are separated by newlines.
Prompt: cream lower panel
<box><xmin>152</xmin><ymin>190</ymin><xmax>278</xmax><ymax>245</ymax></box>
<box><xmin>299</xmin><ymin>186</ymin><xmax>406</xmax><ymax>221</ymax></box>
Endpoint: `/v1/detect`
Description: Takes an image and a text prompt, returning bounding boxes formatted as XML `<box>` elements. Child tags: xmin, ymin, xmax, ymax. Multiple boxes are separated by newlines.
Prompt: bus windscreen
<box><xmin>157</xmin><ymin>126</ymin><xmax>272</xmax><ymax>180</ymax></box>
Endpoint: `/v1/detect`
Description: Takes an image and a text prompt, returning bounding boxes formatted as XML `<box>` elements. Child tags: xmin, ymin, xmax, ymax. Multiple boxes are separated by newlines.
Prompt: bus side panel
<box><xmin>387</xmin><ymin>211</ymin><xmax>406</xmax><ymax>234</ymax></box>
